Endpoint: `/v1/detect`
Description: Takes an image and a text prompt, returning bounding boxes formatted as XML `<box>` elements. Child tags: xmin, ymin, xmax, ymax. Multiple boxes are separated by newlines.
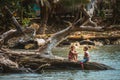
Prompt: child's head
<box><xmin>83</xmin><ymin>46</ymin><xmax>89</xmax><ymax>51</ymax></box>
<box><xmin>70</xmin><ymin>45</ymin><xmax>75</xmax><ymax>50</ymax></box>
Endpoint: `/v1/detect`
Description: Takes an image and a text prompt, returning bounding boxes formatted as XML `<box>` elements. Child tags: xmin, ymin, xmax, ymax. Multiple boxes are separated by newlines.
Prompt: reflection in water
<box><xmin>0</xmin><ymin>45</ymin><xmax>120</xmax><ymax>80</ymax></box>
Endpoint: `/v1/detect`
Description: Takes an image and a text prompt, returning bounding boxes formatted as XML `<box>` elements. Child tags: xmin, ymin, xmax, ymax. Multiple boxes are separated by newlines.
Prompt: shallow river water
<box><xmin>0</xmin><ymin>45</ymin><xmax>120</xmax><ymax>80</ymax></box>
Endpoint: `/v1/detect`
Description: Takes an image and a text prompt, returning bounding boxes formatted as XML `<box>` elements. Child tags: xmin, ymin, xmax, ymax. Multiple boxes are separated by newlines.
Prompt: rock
<box><xmin>35</xmin><ymin>38</ymin><xmax>46</xmax><ymax>46</ymax></box>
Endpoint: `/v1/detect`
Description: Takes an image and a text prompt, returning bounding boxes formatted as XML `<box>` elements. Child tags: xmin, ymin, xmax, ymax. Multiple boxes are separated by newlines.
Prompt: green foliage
<box><xmin>0</xmin><ymin>0</ymin><xmax>36</xmax><ymax>17</ymax></box>
<box><xmin>0</xmin><ymin>0</ymin><xmax>35</xmax><ymax>30</ymax></box>
<box><xmin>22</xmin><ymin>18</ymin><xmax>30</xmax><ymax>27</ymax></box>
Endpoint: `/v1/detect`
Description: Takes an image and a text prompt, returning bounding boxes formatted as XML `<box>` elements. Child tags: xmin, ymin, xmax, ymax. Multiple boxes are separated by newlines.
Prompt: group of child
<box><xmin>68</xmin><ymin>45</ymin><xmax>90</xmax><ymax>69</ymax></box>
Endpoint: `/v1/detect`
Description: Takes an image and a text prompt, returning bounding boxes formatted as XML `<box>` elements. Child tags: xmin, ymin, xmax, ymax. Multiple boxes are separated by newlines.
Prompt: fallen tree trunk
<box><xmin>20</xmin><ymin>57</ymin><xmax>114</xmax><ymax>71</ymax></box>
<box><xmin>0</xmin><ymin>50</ymin><xmax>114</xmax><ymax>73</ymax></box>
<box><xmin>0</xmin><ymin>51</ymin><xmax>21</xmax><ymax>73</ymax></box>
<box><xmin>0</xmin><ymin>28</ymin><xmax>33</xmax><ymax>45</ymax></box>
<box><xmin>68</xmin><ymin>35</ymin><xmax>120</xmax><ymax>41</ymax></box>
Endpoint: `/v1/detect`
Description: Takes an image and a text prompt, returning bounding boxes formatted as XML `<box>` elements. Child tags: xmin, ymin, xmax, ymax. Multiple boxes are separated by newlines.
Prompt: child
<box><xmin>80</xmin><ymin>46</ymin><xmax>90</xmax><ymax>70</ymax></box>
<box><xmin>68</xmin><ymin>45</ymin><xmax>78</xmax><ymax>62</ymax></box>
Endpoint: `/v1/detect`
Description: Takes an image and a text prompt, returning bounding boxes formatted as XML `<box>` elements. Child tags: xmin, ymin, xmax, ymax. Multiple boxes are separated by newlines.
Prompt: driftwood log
<box><xmin>0</xmin><ymin>50</ymin><xmax>114</xmax><ymax>73</ymax></box>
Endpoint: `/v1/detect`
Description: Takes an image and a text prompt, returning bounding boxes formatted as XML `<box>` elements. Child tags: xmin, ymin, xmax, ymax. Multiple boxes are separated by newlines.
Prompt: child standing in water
<box><xmin>68</xmin><ymin>45</ymin><xmax>78</xmax><ymax>62</ymax></box>
<box><xmin>80</xmin><ymin>46</ymin><xmax>90</xmax><ymax>70</ymax></box>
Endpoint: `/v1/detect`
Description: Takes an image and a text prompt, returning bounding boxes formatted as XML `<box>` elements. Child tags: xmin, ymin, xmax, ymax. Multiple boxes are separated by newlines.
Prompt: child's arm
<box><xmin>85</xmin><ymin>51</ymin><xmax>89</xmax><ymax>58</ymax></box>
<box><xmin>74</xmin><ymin>51</ymin><xmax>78</xmax><ymax>55</ymax></box>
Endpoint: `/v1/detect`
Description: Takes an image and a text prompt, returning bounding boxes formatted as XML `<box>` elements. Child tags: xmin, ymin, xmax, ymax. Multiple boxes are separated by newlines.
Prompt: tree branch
<box><xmin>74</xmin><ymin>26</ymin><xmax>104</xmax><ymax>32</ymax></box>
<box><xmin>4</xmin><ymin>6</ymin><xmax>24</xmax><ymax>34</ymax></box>
<box><xmin>0</xmin><ymin>28</ymin><xmax>33</xmax><ymax>47</ymax></box>
<box><xmin>37</xmin><ymin>22</ymin><xmax>74</xmax><ymax>57</ymax></box>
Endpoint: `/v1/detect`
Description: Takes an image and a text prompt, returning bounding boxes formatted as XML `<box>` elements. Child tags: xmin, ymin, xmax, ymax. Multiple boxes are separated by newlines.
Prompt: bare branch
<box><xmin>38</xmin><ymin>21</ymin><xmax>74</xmax><ymax>56</ymax></box>
<box><xmin>4</xmin><ymin>6</ymin><xmax>24</xmax><ymax>34</ymax></box>
<box><xmin>78</xmin><ymin>26</ymin><xmax>103</xmax><ymax>31</ymax></box>
<box><xmin>82</xmin><ymin>18</ymin><xmax>97</xmax><ymax>27</ymax></box>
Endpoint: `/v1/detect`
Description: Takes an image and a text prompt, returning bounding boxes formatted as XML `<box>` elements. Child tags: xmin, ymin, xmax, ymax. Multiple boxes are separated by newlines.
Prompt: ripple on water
<box><xmin>0</xmin><ymin>70</ymin><xmax>120</xmax><ymax>80</ymax></box>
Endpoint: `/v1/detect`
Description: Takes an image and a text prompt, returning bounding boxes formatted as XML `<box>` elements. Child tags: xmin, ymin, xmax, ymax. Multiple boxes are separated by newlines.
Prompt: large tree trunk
<box><xmin>0</xmin><ymin>50</ymin><xmax>114</xmax><ymax>73</ymax></box>
<box><xmin>37</xmin><ymin>5</ymin><xmax>50</xmax><ymax>34</ymax></box>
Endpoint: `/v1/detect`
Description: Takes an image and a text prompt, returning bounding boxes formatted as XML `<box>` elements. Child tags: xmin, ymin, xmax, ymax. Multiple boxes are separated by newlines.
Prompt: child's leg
<box><xmin>70</xmin><ymin>55</ymin><xmax>75</xmax><ymax>61</ymax></box>
<box><xmin>80</xmin><ymin>59</ymin><xmax>87</xmax><ymax>70</ymax></box>
<box><xmin>74</xmin><ymin>55</ymin><xmax>77</xmax><ymax>62</ymax></box>
<box><xmin>75</xmin><ymin>54</ymin><xmax>78</xmax><ymax>61</ymax></box>
<box><xmin>80</xmin><ymin>62</ymin><xmax>84</xmax><ymax>70</ymax></box>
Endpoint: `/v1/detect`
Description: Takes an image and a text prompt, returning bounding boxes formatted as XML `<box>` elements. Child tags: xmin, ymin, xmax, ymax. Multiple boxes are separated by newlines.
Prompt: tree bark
<box><xmin>37</xmin><ymin>6</ymin><xmax>50</xmax><ymax>34</ymax></box>
<box><xmin>4</xmin><ymin>6</ymin><xmax>24</xmax><ymax>34</ymax></box>
<box><xmin>0</xmin><ymin>50</ymin><xmax>114</xmax><ymax>73</ymax></box>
